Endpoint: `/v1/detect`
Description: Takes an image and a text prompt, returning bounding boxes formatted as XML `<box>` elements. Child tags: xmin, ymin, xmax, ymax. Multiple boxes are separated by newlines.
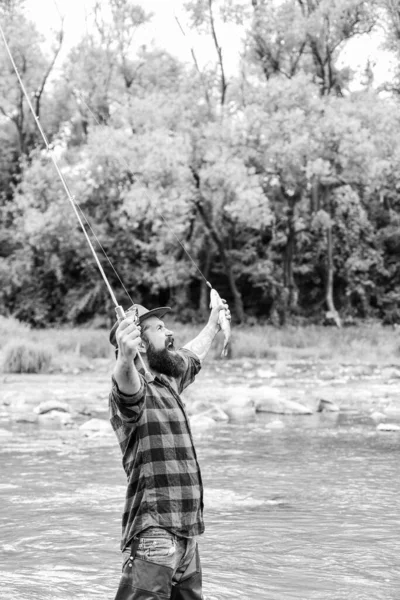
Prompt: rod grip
<box><xmin>115</xmin><ymin>305</ymin><xmax>126</xmax><ymax>321</ymax></box>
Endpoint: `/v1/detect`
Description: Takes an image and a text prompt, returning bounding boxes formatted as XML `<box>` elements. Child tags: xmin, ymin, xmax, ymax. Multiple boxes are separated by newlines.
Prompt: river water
<box><xmin>1</xmin><ymin>408</ymin><xmax>400</xmax><ymax>600</ymax></box>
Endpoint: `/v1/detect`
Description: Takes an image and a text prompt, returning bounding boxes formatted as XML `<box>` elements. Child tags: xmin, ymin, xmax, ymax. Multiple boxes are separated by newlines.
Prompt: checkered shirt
<box><xmin>109</xmin><ymin>348</ymin><xmax>204</xmax><ymax>551</ymax></box>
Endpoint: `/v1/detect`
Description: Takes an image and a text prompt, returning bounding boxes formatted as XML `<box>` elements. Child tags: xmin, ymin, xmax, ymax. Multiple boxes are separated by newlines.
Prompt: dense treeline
<box><xmin>2</xmin><ymin>0</ymin><xmax>400</xmax><ymax>327</ymax></box>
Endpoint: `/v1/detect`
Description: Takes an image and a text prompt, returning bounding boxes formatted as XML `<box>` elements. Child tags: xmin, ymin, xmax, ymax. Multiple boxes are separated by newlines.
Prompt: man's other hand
<box><xmin>115</xmin><ymin>317</ymin><xmax>142</xmax><ymax>361</ymax></box>
<box><xmin>208</xmin><ymin>299</ymin><xmax>231</xmax><ymax>330</ymax></box>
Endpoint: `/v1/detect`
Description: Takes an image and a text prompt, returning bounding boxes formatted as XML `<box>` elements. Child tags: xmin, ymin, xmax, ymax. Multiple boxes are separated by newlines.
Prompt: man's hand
<box><xmin>208</xmin><ymin>299</ymin><xmax>231</xmax><ymax>331</ymax></box>
<box><xmin>113</xmin><ymin>316</ymin><xmax>143</xmax><ymax>396</ymax></box>
<box><xmin>115</xmin><ymin>316</ymin><xmax>142</xmax><ymax>361</ymax></box>
<box><xmin>183</xmin><ymin>300</ymin><xmax>231</xmax><ymax>362</ymax></box>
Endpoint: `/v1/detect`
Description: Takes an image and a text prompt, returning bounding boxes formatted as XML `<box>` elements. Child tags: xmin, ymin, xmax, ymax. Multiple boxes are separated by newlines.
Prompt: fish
<box><xmin>210</xmin><ymin>288</ymin><xmax>231</xmax><ymax>358</ymax></box>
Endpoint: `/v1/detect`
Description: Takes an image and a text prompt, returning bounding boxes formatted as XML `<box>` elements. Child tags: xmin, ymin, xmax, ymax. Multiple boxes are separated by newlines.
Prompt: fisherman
<box><xmin>109</xmin><ymin>300</ymin><xmax>231</xmax><ymax>600</ymax></box>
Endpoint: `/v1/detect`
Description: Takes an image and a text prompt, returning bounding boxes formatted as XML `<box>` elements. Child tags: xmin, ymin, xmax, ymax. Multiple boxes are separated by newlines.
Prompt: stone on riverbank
<box><xmin>317</xmin><ymin>398</ymin><xmax>340</xmax><ymax>413</ymax></box>
<box><xmin>38</xmin><ymin>411</ymin><xmax>73</xmax><ymax>426</ymax></box>
<box><xmin>377</xmin><ymin>423</ymin><xmax>400</xmax><ymax>432</ymax></box>
<box><xmin>201</xmin><ymin>406</ymin><xmax>230</xmax><ymax>422</ymax></box>
<box><xmin>253</xmin><ymin>390</ymin><xmax>312</xmax><ymax>415</ymax></box>
<box><xmin>222</xmin><ymin>397</ymin><xmax>256</xmax><ymax>421</ymax></box>
<box><xmin>34</xmin><ymin>400</ymin><xmax>71</xmax><ymax>414</ymax></box>
<box><xmin>370</xmin><ymin>410</ymin><xmax>386</xmax><ymax>423</ymax></box>
<box><xmin>15</xmin><ymin>413</ymin><xmax>39</xmax><ymax>424</ymax></box>
<box><xmin>79</xmin><ymin>418</ymin><xmax>113</xmax><ymax>436</ymax></box>
<box><xmin>189</xmin><ymin>414</ymin><xmax>217</xmax><ymax>433</ymax></box>
<box><xmin>265</xmin><ymin>419</ymin><xmax>285</xmax><ymax>430</ymax></box>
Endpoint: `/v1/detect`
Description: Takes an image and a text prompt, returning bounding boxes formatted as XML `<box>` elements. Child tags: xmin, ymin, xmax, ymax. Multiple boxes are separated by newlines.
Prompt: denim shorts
<box><xmin>122</xmin><ymin>527</ymin><xmax>196</xmax><ymax>574</ymax></box>
<box><xmin>116</xmin><ymin>527</ymin><xmax>203</xmax><ymax>600</ymax></box>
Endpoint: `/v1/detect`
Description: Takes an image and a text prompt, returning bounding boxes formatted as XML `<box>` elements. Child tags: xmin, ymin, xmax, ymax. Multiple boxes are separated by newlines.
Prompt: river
<box><xmin>1</xmin><ymin>403</ymin><xmax>400</xmax><ymax>600</ymax></box>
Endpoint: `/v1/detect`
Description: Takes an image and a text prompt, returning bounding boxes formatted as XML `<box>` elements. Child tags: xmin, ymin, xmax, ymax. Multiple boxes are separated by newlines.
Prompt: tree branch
<box><xmin>175</xmin><ymin>15</ymin><xmax>212</xmax><ymax>112</ymax></box>
<box><xmin>208</xmin><ymin>0</ymin><xmax>227</xmax><ymax>106</ymax></box>
<box><xmin>34</xmin><ymin>20</ymin><xmax>64</xmax><ymax>117</ymax></box>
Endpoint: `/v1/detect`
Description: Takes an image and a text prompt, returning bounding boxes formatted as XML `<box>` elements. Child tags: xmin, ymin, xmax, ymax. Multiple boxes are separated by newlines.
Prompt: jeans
<box><xmin>114</xmin><ymin>527</ymin><xmax>203</xmax><ymax>600</ymax></box>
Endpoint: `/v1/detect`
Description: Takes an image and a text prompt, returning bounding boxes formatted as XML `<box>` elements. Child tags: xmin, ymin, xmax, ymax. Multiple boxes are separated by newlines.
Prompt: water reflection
<box><xmin>1</xmin><ymin>411</ymin><xmax>400</xmax><ymax>599</ymax></box>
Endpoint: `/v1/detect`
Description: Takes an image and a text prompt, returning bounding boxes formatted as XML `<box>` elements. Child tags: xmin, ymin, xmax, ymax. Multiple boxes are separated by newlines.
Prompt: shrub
<box><xmin>2</xmin><ymin>341</ymin><xmax>53</xmax><ymax>373</ymax></box>
<box><xmin>0</xmin><ymin>316</ymin><xmax>30</xmax><ymax>349</ymax></box>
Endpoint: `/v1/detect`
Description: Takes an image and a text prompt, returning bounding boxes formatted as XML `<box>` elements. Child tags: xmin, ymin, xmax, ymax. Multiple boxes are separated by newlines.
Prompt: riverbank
<box><xmin>1</xmin><ymin>315</ymin><xmax>400</xmax><ymax>374</ymax></box>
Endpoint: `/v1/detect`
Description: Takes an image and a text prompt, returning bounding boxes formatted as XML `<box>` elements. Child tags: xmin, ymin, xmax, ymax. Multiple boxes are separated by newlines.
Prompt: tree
<box><xmin>0</xmin><ymin>0</ymin><xmax>64</xmax><ymax>154</ymax></box>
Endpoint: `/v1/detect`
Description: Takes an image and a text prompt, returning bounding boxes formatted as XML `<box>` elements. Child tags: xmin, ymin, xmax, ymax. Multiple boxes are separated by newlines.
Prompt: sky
<box><xmin>25</xmin><ymin>0</ymin><xmax>242</xmax><ymax>72</ymax></box>
<box><xmin>24</xmin><ymin>0</ymin><xmax>395</xmax><ymax>88</ymax></box>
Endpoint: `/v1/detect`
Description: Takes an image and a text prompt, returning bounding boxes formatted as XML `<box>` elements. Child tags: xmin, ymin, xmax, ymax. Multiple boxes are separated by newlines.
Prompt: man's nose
<box><xmin>165</xmin><ymin>328</ymin><xmax>173</xmax><ymax>337</ymax></box>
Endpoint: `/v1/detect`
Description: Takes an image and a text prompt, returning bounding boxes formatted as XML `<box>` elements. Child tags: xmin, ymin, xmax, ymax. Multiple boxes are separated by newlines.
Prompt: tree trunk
<box><xmin>325</xmin><ymin>220</ymin><xmax>341</xmax><ymax>328</ymax></box>
<box><xmin>283</xmin><ymin>200</ymin><xmax>299</xmax><ymax>313</ymax></box>
<box><xmin>190</xmin><ymin>167</ymin><xmax>245</xmax><ymax>323</ymax></box>
<box><xmin>194</xmin><ymin>199</ymin><xmax>245</xmax><ymax>322</ymax></box>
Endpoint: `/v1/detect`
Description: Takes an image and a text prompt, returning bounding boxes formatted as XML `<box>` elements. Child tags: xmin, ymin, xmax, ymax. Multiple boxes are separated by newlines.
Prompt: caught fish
<box><xmin>210</xmin><ymin>288</ymin><xmax>231</xmax><ymax>358</ymax></box>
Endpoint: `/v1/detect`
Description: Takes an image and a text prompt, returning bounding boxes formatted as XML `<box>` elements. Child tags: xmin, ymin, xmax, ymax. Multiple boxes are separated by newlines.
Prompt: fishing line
<box><xmin>75</xmin><ymin>91</ymin><xmax>212</xmax><ymax>290</ymax></box>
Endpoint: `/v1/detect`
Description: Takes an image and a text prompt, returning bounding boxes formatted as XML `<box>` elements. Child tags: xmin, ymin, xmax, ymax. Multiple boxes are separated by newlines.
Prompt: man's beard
<box><xmin>146</xmin><ymin>342</ymin><xmax>185</xmax><ymax>378</ymax></box>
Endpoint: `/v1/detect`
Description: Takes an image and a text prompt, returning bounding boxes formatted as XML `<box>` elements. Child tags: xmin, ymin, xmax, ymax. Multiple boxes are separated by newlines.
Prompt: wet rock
<box><xmin>38</xmin><ymin>411</ymin><xmax>73</xmax><ymax>427</ymax></box>
<box><xmin>79</xmin><ymin>418</ymin><xmax>113</xmax><ymax>436</ymax></box>
<box><xmin>317</xmin><ymin>398</ymin><xmax>340</xmax><ymax>413</ymax></box>
<box><xmin>0</xmin><ymin>428</ymin><xmax>13</xmax><ymax>439</ymax></box>
<box><xmin>381</xmin><ymin>367</ymin><xmax>400</xmax><ymax>380</ymax></box>
<box><xmin>201</xmin><ymin>406</ymin><xmax>229</xmax><ymax>423</ymax></box>
<box><xmin>256</xmin><ymin>369</ymin><xmax>277</xmax><ymax>379</ymax></box>
<box><xmin>254</xmin><ymin>392</ymin><xmax>312</xmax><ymax>415</ymax></box>
<box><xmin>14</xmin><ymin>413</ymin><xmax>39</xmax><ymax>424</ymax></box>
<box><xmin>222</xmin><ymin>397</ymin><xmax>256</xmax><ymax>421</ymax></box>
<box><xmin>189</xmin><ymin>414</ymin><xmax>217</xmax><ymax>432</ymax></box>
<box><xmin>377</xmin><ymin>423</ymin><xmax>400</xmax><ymax>432</ymax></box>
<box><xmin>370</xmin><ymin>411</ymin><xmax>386</xmax><ymax>423</ymax></box>
<box><xmin>34</xmin><ymin>400</ymin><xmax>71</xmax><ymax>415</ymax></box>
<box><xmin>187</xmin><ymin>399</ymin><xmax>214</xmax><ymax>416</ymax></box>
<box><xmin>265</xmin><ymin>419</ymin><xmax>285</xmax><ymax>430</ymax></box>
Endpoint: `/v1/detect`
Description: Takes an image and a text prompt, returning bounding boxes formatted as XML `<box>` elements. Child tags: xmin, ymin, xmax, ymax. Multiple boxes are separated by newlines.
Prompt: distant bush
<box><xmin>2</xmin><ymin>341</ymin><xmax>53</xmax><ymax>373</ymax></box>
<box><xmin>0</xmin><ymin>316</ymin><xmax>30</xmax><ymax>349</ymax></box>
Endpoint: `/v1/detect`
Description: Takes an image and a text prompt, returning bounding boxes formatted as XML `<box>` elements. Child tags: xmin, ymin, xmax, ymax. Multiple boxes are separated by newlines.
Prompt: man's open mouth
<box><xmin>166</xmin><ymin>339</ymin><xmax>175</xmax><ymax>350</ymax></box>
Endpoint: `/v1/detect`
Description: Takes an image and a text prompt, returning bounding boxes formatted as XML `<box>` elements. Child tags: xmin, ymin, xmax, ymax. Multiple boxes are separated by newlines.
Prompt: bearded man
<box><xmin>108</xmin><ymin>301</ymin><xmax>230</xmax><ymax>600</ymax></box>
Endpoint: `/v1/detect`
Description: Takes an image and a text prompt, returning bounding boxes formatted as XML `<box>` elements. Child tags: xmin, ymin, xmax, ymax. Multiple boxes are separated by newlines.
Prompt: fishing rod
<box><xmin>0</xmin><ymin>21</ymin><xmax>154</xmax><ymax>377</ymax></box>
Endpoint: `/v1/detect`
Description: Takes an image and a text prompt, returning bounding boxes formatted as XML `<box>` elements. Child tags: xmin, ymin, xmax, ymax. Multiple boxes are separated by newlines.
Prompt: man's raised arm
<box><xmin>183</xmin><ymin>303</ymin><xmax>230</xmax><ymax>362</ymax></box>
<box><xmin>113</xmin><ymin>316</ymin><xmax>143</xmax><ymax>395</ymax></box>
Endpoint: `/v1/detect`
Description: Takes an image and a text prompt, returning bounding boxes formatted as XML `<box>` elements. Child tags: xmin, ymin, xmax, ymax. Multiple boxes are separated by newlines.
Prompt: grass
<box><xmin>1</xmin><ymin>315</ymin><xmax>400</xmax><ymax>373</ymax></box>
<box><xmin>2</xmin><ymin>341</ymin><xmax>53</xmax><ymax>373</ymax></box>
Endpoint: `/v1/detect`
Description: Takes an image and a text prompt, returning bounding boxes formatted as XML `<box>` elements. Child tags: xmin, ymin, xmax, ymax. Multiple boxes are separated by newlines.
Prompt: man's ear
<box><xmin>138</xmin><ymin>339</ymin><xmax>147</xmax><ymax>354</ymax></box>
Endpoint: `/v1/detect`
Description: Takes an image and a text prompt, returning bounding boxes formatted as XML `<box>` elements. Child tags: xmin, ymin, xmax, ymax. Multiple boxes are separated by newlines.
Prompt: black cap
<box><xmin>109</xmin><ymin>304</ymin><xmax>171</xmax><ymax>348</ymax></box>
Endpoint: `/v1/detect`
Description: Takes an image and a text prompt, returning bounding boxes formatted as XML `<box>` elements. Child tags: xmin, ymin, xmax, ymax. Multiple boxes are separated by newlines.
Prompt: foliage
<box><xmin>1</xmin><ymin>0</ymin><xmax>400</xmax><ymax>327</ymax></box>
<box><xmin>2</xmin><ymin>340</ymin><xmax>52</xmax><ymax>373</ymax></box>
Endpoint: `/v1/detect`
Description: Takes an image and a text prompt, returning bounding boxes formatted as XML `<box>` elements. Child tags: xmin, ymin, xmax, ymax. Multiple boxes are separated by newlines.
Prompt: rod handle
<box><xmin>115</xmin><ymin>305</ymin><xmax>152</xmax><ymax>382</ymax></box>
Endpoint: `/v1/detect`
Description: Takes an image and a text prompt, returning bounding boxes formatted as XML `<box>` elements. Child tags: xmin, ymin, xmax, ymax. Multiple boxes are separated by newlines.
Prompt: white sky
<box><xmin>26</xmin><ymin>0</ymin><xmax>243</xmax><ymax>72</ymax></box>
<box><xmin>25</xmin><ymin>0</ymin><xmax>394</xmax><ymax>88</ymax></box>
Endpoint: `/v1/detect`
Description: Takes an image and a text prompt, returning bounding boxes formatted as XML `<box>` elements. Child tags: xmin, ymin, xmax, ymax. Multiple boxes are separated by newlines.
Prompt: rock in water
<box><xmin>189</xmin><ymin>414</ymin><xmax>217</xmax><ymax>433</ymax></box>
<box><xmin>317</xmin><ymin>398</ymin><xmax>340</xmax><ymax>413</ymax></box>
<box><xmin>222</xmin><ymin>397</ymin><xmax>256</xmax><ymax>421</ymax></box>
<box><xmin>377</xmin><ymin>423</ymin><xmax>400</xmax><ymax>432</ymax></box>
<box><xmin>254</xmin><ymin>395</ymin><xmax>313</xmax><ymax>415</ymax></box>
<box><xmin>79</xmin><ymin>418</ymin><xmax>113</xmax><ymax>436</ymax></box>
<box><xmin>34</xmin><ymin>400</ymin><xmax>71</xmax><ymax>415</ymax></box>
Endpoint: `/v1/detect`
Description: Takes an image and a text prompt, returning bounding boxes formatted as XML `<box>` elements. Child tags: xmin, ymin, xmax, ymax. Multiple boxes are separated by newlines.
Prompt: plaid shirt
<box><xmin>109</xmin><ymin>348</ymin><xmax>204</xmax><ymax>551</ymax></box>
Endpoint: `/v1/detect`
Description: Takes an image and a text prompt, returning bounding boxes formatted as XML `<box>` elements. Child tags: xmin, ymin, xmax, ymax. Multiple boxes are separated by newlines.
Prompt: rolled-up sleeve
<box><xmin>109</xmin><ymin>376</ymin><xmax>146</xmax><ymax>423</ymax></box>
<box><xmin>177</xmin><ymin>348</ymin><xmax>202</xmax><ymax>394</ymax></box>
